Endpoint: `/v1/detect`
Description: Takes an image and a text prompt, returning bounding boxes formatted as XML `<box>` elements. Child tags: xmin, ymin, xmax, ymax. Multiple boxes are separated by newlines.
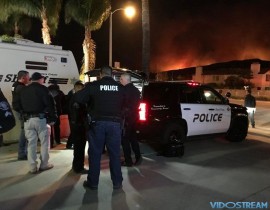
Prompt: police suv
<box><xmin>136</xmin><ymin>81</ymin><xmax>249</xmax><ymax>150</ymax></box>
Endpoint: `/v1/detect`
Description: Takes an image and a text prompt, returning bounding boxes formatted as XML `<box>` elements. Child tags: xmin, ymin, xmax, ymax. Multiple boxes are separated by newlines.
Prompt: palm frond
<box><xmin>65</xmin><ymin>0</ymin><xmax>110</xmax><ymax>31</ymax></box>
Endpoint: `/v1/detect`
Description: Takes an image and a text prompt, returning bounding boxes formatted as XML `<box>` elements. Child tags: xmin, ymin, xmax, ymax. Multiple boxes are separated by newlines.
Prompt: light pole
<box><xmin>109</xmin><ymin>6</ymin><xmax>135</xmax><ymax>67</ymax></box>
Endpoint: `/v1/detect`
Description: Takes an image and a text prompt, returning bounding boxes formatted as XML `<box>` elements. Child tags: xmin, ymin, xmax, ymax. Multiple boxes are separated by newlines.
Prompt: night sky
<box><xmin>8</xmin><ymin>0</ymin><xmax>270</xmax><ymax>73</ymax></box>
<box><xmin>149</xmin><ymin>0</ymin><xmax>270</xmax><ymax>72</ymax></box>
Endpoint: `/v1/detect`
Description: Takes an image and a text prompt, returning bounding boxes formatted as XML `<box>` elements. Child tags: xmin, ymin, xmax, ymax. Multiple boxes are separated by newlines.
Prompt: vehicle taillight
<box><xmin>139</xmin><ymin>102</ymin><xmax>147</xmax><ymax>121</ymax></box>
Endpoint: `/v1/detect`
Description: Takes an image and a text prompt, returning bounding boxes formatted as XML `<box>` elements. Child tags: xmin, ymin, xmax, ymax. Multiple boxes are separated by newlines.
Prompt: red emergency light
<box><xmin>187</xmin><ymin>81</ymin><xmax>200</xmax><ymax>86</ymax></box>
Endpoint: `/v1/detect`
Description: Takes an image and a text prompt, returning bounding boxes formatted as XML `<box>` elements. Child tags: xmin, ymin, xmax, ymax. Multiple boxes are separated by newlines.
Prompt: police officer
<box><xmin>65</xmin><ymin>86</ymin><xmax>76</xmax><ymax>149</ymax></box>
<box><xmin>11</xmin><ymin>70</ymin><xmax>30</xmax><ymax>160</ymax></box>
<box><xmin>48</xmin><ymin>80</ymin><xmax>66</xmax><ymax>147</ymax></box>
<box><xmin>69</xmin><ymin>81</ymin><xmax>88</xmax><ymax>173</ymax></box>
<box><xmin>14</xmin><ymin>72</ymin><xmax>57</xmax><ymax>174</ymax></box>
<box><xmin>75</xmin><ymin>66</ymin><xmax>125</xmax><ymax>190</ymax></box>
<box><xmin>120</xmin><ymin>73</ymin><xmax>142</xmax><ymax>166</ymax></box>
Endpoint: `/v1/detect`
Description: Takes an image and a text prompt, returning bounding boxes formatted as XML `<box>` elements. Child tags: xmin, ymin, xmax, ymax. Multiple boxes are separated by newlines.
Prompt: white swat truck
<box><xmin>0</xmin><ymin>38</ymin><xmax>79</xmax><ymax>142</ymax></box>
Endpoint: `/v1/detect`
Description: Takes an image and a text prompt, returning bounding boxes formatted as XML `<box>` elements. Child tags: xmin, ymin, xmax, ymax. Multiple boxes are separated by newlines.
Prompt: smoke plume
<box><xmin>150</xmin><ymin>0</ymin><xmax>270</xmax><ymax>71</ymax></box>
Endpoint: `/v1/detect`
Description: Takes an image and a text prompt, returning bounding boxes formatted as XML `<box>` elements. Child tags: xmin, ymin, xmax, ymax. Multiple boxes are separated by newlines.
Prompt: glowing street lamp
<box><xmin>109</xmin><ymin>6</ymin><xmax>136</xmax><ymax>67</ymax></box>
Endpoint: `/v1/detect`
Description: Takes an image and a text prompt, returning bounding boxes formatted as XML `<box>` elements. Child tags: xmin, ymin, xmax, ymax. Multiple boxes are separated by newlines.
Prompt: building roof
<box><xmin>166</xmin><ymin>58</ymin><xmax>270</xmax><ymax>75</ymax></box>
<box><xmin>203</xmin><ymin>59</ymin><xmax>270</xmax><ymax>75</ymax></box>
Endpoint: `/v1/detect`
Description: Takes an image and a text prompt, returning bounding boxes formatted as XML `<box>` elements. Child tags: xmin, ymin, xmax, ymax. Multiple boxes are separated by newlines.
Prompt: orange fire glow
<box><xmin>150</xmin><ymin>1</ymin><xmax>270</xmax><ymax>72</ymax></box>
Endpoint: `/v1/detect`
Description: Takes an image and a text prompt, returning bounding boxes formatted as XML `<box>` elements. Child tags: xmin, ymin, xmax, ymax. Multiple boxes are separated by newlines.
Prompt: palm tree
<box><xmin>0</xmin><ymin>2</ymin><xmax>19</xmax><ymax>36</ymax></box>
<box><xmin>0</xmin><ymin>3</ymin><xmax>12</xmax><ymax>22</ymax></box>
<box><xmin>0</xmin><ymin>0</ymin><xmax>62</xmax><ymax>44</ymax></box>
<box><xmin>0</xmin><ymin>2</ymin><xmax>32</xmax><ymax>38</ymax></box>
<box><xmin>65</xmin><ymin>0</ymin><xmax>110</xmax><ymax>75</ymax></box>
<box><xmin>0</xmin><ymin>14</ymin><xmax>32</xmax><ymax>37</ymax></box>
<box><xmin>142</xmin><ymin>0</ymin><xmax>150</xmax><ymax>77</ymax></box>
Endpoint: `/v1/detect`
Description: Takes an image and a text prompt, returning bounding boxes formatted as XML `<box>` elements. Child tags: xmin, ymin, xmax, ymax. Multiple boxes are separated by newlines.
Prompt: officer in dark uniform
<box><xmin>120</xmin><ymin>73</ymin><xmax>142</xmax><ymax>166</ymax></box>
<box><xmin>13</xmin><ymin>72</ymin><xmax>57</xmax><ymax>174</ymax></box>
<box><xmin>65</xmin><ymin>87</ymin><xmax>75</xmax><ymax>149</ymax></box>
<box><xmin>11</xmin><ymin>70</ymin><xmax>30</xmax><ymax>160</ymax></box>
<box><xmin>75</xmin><ymin>66</ymin><xmax>125</xmax><ymax>190</ymax></box>
<box><xmin>69</xmin><ymin>81</ymin><xmax>88</xmax><ymax>173</ymax></box>
<box><xmin>48</xmin><ymin>80</ymin><xmax>66</xmax><ymax>147</ymax></box>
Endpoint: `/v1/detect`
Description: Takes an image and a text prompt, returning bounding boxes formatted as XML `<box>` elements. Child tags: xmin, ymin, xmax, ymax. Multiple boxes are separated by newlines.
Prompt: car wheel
<box><xmin>163</xmin><ymin>123</ymin><xmax>186</xmax><ymax>157</ymax></box>
<box><xmin>226</xmin><ymin>118</ymin><xmax>248</xmax><ymax>142</ymax></box>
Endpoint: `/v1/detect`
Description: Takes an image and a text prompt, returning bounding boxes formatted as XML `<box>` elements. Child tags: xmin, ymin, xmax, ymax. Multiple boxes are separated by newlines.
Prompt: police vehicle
<box><xmin>0</xmin><ymin>38</ymin><xmax>79</xmax><ymax>143</ymax></box>
<box><xmin>0</xmin><ymin>38</ymin><xmax>79</xmax><ymax>102</ymax></box>
<box><xmin>136</xmin><ymin>81</ymin><xmax>249</xmax><ymax>154</ymax></box>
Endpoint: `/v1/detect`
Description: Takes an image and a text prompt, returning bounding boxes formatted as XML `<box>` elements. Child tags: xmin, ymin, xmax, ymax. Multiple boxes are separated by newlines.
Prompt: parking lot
<box><xmin>0</xmin><ymin>99</ymin><xmax>270</xmax><ymax>210</ymax></box>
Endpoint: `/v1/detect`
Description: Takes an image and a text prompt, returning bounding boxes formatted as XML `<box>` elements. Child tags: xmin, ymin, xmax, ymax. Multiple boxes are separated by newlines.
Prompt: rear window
<box><xmin>143</xmin><ymin>83</ymin><xmax>177</xmax><ymax>102</ymax></box>
<box><xmin>143</xmin><ymin>83</ymin><xmax>210</xmax><ymax>104</ymax></box>
<box><xmin>179</xmin><ymin>86</ymin><xmax>202</xmax><ymax>103</ymax></box>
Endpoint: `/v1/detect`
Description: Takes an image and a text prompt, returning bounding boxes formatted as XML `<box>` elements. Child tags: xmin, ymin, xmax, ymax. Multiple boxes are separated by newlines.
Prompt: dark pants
<box><xmin>66</xmin><ymin>115</ymin><xmax>74</xmax><ymax>148</ymax></box>
<box><xmin>72</xmin><ymin>124</ymin><xmax>86</xmax><ymax>171</ymax></box>
<box><xmin>87</xmin><ymin>121</ymin><xmax>123</xmax><ymax>187</ymax></box>
<box><xmin>18</xmin><ymin>128</ymin><xmax>28</xmax><ymax>158</ymax></box>
<box><xmin>122</xmin><ymin>122</ymin><xmax>141</xmax><ymax>164</ymax></box>
<box><xmin>15</xmin><ymin>112</ymin><xmax>28</xmax><ymax>158</ymax></box>
<box><xmin>50</xmin><ymin>117</ymin><xmax>60</xmax><ymax>147</ymax></box>
<box><xmin>66</xmin><ymin>131</ymin><xmax>74</xmax><ymax>148</ymax></box>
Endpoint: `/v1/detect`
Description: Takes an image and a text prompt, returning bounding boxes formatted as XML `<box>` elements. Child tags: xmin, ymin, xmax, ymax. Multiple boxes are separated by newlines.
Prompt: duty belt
<box><xmin>25</xmin><ymin>113</ymin><xmax>46</xmax><ymax>119</ymax></box>
<box><xmin>94</xmin><ymin>116</ymin><xmax>122</xmax><ymax>123</ymax></box>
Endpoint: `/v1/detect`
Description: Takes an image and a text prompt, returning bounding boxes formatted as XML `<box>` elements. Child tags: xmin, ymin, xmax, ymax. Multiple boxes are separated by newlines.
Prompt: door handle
<box><xmin>208</xmin><ymin>108</ymin><xmax>215</xmax><ymax>111</ymax></box>
<box><xmin>183</xmin><ymin>108</ymin><xmax>191</xmax><ymax>110</ymax></box>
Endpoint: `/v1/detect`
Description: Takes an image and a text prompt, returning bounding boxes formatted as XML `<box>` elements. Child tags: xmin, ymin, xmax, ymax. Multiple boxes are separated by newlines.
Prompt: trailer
<box><xmin>0</xmin><ymin>38</ymin><xmax>79</xmax><ymax>142</ymax></box>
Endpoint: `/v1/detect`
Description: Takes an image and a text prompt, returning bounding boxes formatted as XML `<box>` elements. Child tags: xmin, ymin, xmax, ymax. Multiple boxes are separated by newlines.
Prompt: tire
<box><xmin>162</xmin><ymin>123</ymin><xmax>186</xmax><ymax>157</ymax></box>
<box><xmin>226</xmin><ymin>118</ymin><xmax>248</xmax><ymax>142</ymax></box>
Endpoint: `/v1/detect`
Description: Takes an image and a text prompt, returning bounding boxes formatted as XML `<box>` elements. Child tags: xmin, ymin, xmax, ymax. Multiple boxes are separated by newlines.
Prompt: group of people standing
<box><xmin>11</xmin><ymin>66</ymin><xmax>142</xmax><ymax>190</ymax></box>
<box><xmin>12</xmin><ymin>71</ymin><xmax>57</xmax><ymax>173</ymax></box>
<box><xmin>8</xmin><ymin>66</ymin><xmax>259</xmax><ymax>191</ymax></box>
<box><xmin>12</xmin><ymin>71</ymin><xmax>66</xmax><ymax>160</ymax></box>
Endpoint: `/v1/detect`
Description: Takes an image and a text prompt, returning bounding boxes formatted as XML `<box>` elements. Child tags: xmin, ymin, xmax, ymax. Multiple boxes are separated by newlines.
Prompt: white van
<box><xmin>0</xmin><ymin>38</ymin><xmax>79</xmax><ymax>142</ymax></box>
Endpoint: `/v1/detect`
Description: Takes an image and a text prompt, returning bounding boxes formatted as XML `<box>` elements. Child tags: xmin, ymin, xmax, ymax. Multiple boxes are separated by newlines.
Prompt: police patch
<box><xmin>100</xmin><ymin>85</ymin><xmax>118</xmax><ymax>91</ymax></box>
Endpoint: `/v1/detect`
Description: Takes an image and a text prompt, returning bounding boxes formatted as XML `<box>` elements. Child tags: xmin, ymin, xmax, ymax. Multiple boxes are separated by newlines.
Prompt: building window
<box><xmin>266</xmin><ymin>74</ymin><xmax>270</xmax><ymax>81</ymax></box>
<box><xmin>213</xmin><ymin>75</ymin><xmax>219</xmax><ymax>81</ymax></box>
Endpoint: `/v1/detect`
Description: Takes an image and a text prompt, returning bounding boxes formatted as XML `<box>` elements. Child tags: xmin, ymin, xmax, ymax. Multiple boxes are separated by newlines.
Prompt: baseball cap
<box><xmin>74</xmin><ymin>80</ymin><xmax>84</xmax><ymax>86</ymax></box>
<box><xmin>31</xmin><ymin>72</ymin><xmax>44</xmax><ymax>81</ymax></box>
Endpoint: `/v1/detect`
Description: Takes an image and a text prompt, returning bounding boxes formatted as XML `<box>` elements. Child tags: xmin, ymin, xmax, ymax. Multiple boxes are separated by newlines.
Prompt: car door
<box><xmin>179</xmin><ymin>85</ymin><xmax>212</xmax><ymax>136</ymax></box>
<box><xmin>199</xmin><ymin>86</ymin><xmax>231</xmax><ymax>134</ymax></box>
<box><xmin>180</xmin><ymin>85</ymin><xmax>231</xmax><ymax>136</ymax></box>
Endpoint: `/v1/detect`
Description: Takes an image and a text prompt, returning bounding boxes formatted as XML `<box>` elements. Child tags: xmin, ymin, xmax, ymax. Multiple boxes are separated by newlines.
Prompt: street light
<box><xmin>109</xmin><ymin>6</ymin><xmax>136</xmax><ymax>67</ymax></box>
